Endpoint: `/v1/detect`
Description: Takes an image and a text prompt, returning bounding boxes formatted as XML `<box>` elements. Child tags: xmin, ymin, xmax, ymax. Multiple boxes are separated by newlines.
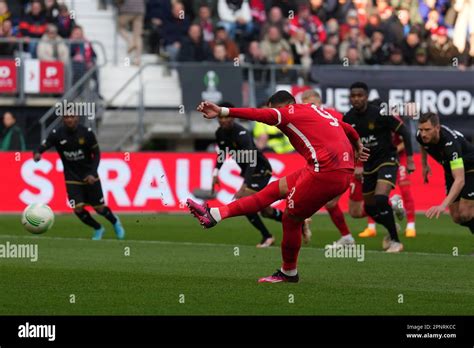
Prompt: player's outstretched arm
<box><xmin>197</xmin><ymin>101</ymin><xmax>284</xmax><ymax>126</ymax></box>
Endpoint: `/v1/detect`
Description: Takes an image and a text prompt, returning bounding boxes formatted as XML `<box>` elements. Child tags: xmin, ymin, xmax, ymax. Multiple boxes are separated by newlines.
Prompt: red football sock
<box><xmin>349</xmin><ymin>177</ymin><xmax>364</xmax><ymax>202</ymax></box>
<box><xmin>368</xmin><ymin>216</ymin><xmax>375</xmax><ymax>224</ymax></box>
<box><xmin>400</xmin><ymin>184</ymin><xmax>415</xmax><ymax>223</ymax></box>
<box><xmin>327</xmin><ymin>204</ymin><xmax>351</xmax><ymax>236</ymax></box>
<box><xmin>218</xmin><ymin>180</ymin><xmax>282</xmax><ymax>219</ymax></box>
<box><xmin>281</xmin><ymin>213</ymin><xmax>303</xmax><ymax>271</ymax></box>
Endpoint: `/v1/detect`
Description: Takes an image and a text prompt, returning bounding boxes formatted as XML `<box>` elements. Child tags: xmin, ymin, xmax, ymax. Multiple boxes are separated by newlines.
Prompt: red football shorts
<box><xmin>285</xmin><ymin>166</ymin><xmax>352</xmax><ymax>219</ymax></box>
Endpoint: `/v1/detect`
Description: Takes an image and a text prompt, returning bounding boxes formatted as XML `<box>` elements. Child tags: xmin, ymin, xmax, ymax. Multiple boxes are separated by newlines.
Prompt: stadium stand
<box><xmin>0</xmin><ymin>0</ymin><xmax>473</xmax><ymax>153</ymax></box>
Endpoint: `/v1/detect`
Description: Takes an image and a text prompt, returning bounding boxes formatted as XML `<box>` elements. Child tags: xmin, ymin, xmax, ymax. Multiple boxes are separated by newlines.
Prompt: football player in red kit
<box><xmin>187</xmin><ymin>91</ymin><xmax>369</xmax><ymax>283</ymax></box>
<box><xmin>300</xmin><ymin>89</ymin><xmax>356</xmax><ymax>247</ymax></box>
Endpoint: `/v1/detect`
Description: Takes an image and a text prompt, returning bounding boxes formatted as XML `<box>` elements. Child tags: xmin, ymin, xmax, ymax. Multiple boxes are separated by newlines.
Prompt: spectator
<box><xmin>70</xmin><ymin>26</ymin><xmax>97</xmax><ymax>71</ymax></box>
<box><xmin>339</xmin><ymin>9</ymin><xmax>360</xmax><ymax>41</ymax></box>
<box><xmin>352</xmin><ymin>0</ymin><xmax>372</xmax><ymax>27</ymax></box>
<box><xmin>289</xmin><ymin>3</ymin><xmax>327</xmax><ymax>52</ymax></box>
<box><xmin>290</xmin><ymin>28</ymin><xmax>313</xmax><ymax>68</ymax></box>
<box><xmin>424</xmin><ymin>8</ymin><xmax>441</xmax><ymax>35</ymax></box>
<box><xmin>326</xmin><ymin>33</ymin><xmax>340</xmax><ymax>47</ymax></box>
<box><xmin>43</xmin><ymin>0</ymin><xmax>60</xmax><ymax>23</ymax></box>
<box><xmin>414</xmin><ymin>46</ymin><xmax>428</xmax><ymax>65</ymax></box>
<box><xmin>313</xmin><ymin>43</ymin><xmax>341</xmax><ymax>65</ymax></box>
<box><xmin>364</xmin><ymin>11</ymin><xmax>384</xmax><ymax>38</ymax></box>
<box><xmin>0</xmin><ymin>19</ymin><xmax>16</xmax><ymax>56</ymax></box>
<box><xmin>0</xmin><ymin>112</ymin><xmax>25</xmax><ymax>151</ymax></box>
<box><xmin>37</xmin><ymin>23</ymin><xmax>69</xmax><ymax>63</ymax></box>
<box><xmin>193</xmin><ymin>4</ymin><xmax>217</xmax><ymax>42</ymax></box>
<box><xmin>217</xmin><ymin>0</ymin><xmax>253</xmax><ymax>40</ymax></box>
<box><xmin>211</xmin><ymin>42</ymin><xmax>231</xmax><ymax>62</ymax></box>
<box><xmin>161</xmin><ymin>1</ymin><xmax>190</xmax><ymax>61</ymax></box>
<box><xmin>401</xmin><ymin>30</ymin><xmax>422</xmax><ymax>64</ymax></box>
<box><xmin>19</xmin><ymin>1</ymin><xmax>47</xmax><ymax>57</ymax></box>
<box><xmin>309</xmin><ymin>0</ymin><xmax>329</xmax><ymax>22</ymax></box>
<box><xmin>274</xmin><ymin>48</ymin><xmax>296</xmax><ymax>83</ymax></box>
<box><xmin>117</xmin><ymin>0</ymin><xmax>145</xmax><ymax>65</ymax></box>
<box><xmin>332</xmin><ymin>0</ymin><xmax>356</xmax><ymax>23</ymax></box>
<box><xmin>260</xmin><ymin>6</ymin><xmax>288</xmax><ymax>40</ymax></box>
<box><xmin>146</xmin><ymin>0</ymin><xmax>167</xmax><ymax>55</ymax></box>
<box><xmin>376</xmin><ymin>0</ymin><xmax>404</xmax><ymax>44</ymax></box>
<box><xmin>452</xmin><ymin>0</ymin><xmax>474</xmax><ymax>55</ymax></box>
<box><xmin>245</xmin><ymin>40</ymin><xmax>266</xmax><ymax>64</ymax></box>
<box><xmin>268</xmin><ymin>0</ymin><xmax>298</xmax><ymax>18</ymax></box>
<box><xmin>5</xmin><ymin>0</ymin><xmax>26</xmax><ymax>20</ymax></box>
<box><xmin>427</xmin><ymin>25</ymin><xmax>459</xmax><ymax>65</ymax></box>
<box><xmin>210</xmin><ymin>26</ymin><xmax>239</xmax><ymax>61</ymax></box>
<box><xmin>338</xmin><ymin>26</ymin><xmax>370</xmax><ymax>61</ymax></box>
<box><xmin>397</xmin><ymin>7</ymin><xmax>412</xmax><ymax>37</ymax></box>
<box><xmin>250</xmin><ymin>0</ymin><xmax>266</xmax><ymax>35</ymax></box>
<box><xmin>345</xmin><ymin>45</ymin><xmax>363</xmax><ymax>65</ymax></box>
<box><xmin>0</xmin><ymin>0</ymin><xmax>11</xmax><ymax>27</ymax></box>
<box><xmin>56</xmin><ymin>4</ymin><xmax>75</xmax><ymax>39</ymax></box>
<box><xmin>192</xmin><ymin>0</ymin><xmax>218</xmax><ymax>21</ymax></box>
<box><xmin>365</xmin><ymin>30</ymin><xmax>390</xmax><ymax>64</ymax></box>
<box><xmin>260</xmin><ymin>25</ymin><xmax>291</xmax><ymax>63</ymax></box>
<box><xmin>419</xmin><ymin>0</ymin><xmax>449</xmax><ymax>22</ymax></box>
<box><xmin>178</xmin><ymin>24</ymin><xmax>212</xmax><ymax>61</ymax></box>
<box><xmin>386</xmin><ymin>45</ymin><xmax>405</xmax><ymax>65</ymax></box>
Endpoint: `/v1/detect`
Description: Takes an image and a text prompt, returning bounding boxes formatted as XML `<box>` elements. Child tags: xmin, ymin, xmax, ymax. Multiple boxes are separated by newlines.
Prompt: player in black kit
<box><xmin>417</xmin><ymin>112</ymin><xmax>474</xmax><ymax>235</ymax></box>
<box><xmin>343</xmin><ymin>82</ymin><xmax>415</xmax><ymax>253</ymax></box>
<box><xmin>33</xmin><ymin>115</ymin><xmax>125</xmax><ymax>240</ymax></box>
<box><xmin>213</xmin><ymin>103</ymin><xmax>276</xmax><ymax>247</ymax></box>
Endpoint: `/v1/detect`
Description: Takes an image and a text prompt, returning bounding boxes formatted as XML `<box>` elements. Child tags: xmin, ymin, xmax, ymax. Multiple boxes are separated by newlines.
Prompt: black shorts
<box><xmin>446</xmin><ymin>170</ymin><xmax>474</xmax><ymax>202</ymax></box>
<box><xmin>66</xmin><ymin>180</ymin><xmax>105</xmax><ymax>208</ymax></box>
<box><xmin>244</xmin><ymin>168</ymin><xmax>272</xmax><ymax>192</ymax></box>
<box><xmin>362</xmin><ymin>164</ymin><xmax>398</xmax><ymax>195</ymax></box>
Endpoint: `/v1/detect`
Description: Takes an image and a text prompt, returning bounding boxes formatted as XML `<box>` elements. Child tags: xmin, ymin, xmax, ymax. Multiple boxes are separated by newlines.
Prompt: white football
<box><xmin>21</xmin><ymin>204</ymin><xmax>55</xmax><ymax>234</ymax></box>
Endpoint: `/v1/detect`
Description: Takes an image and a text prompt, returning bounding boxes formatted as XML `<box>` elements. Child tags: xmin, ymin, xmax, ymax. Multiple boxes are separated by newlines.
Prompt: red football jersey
<box><xmin>228</xmin><ymin>104</ymin><xmax>355</xmax><ymax>172</ymax></box>
<box><xmin>322</xmin><ymin>106</ymin><xmax>344</xmax><ymax>122</ymax></box>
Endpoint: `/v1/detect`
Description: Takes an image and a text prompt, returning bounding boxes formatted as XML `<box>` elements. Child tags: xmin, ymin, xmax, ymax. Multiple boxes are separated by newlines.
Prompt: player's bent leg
<box><xmin>74</xmin><ymin>205</ymin><xmax>104</xmax><ymax>240</ymax></box>
<box><xmin>187</xmin><ymin>177</ymin><xmax>287</xmax><ymax>228</ymax></box>
<box><xmin>458</xmin><ymin>199</ymin><xmax>474</xmax><ymax>234</ymax></box>
<box><xmin>348</xmin><ymin>175</ymin><xmax>367</xmax><ymax>219</ymax></box>
<box><xmin>374</xmin><ymin>182</ymin><xmax>403</xmax><ymax>252</ymax></box>
<box><xmin>449</xmin><ymin>202</ymin><xmax>462</xmax><ymax>224</ymax></box>
<box><xmin>360</xmin><ymin>194</ymin><xmax>377</xmax><ymax>237</ymax></box>
<box><xmin>94</xmin><ymin>205</ymin><xmax>125</xmax><ymax>240</ymax></box>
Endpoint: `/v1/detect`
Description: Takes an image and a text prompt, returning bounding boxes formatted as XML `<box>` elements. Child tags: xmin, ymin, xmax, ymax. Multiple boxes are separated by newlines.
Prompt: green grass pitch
<box><xmin>0</xmin><ymin>213</ymin><xmax>472</xmax><ymax>315</ymax></box>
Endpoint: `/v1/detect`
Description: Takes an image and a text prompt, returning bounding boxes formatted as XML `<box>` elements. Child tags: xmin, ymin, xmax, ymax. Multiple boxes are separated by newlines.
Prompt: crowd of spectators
<box><xmin>0</xmin><ymin>0</ymin><xmax>96</xmax><ymax>67</ymax></box>
<box><xmin>1</xmin><ymin>0</ymin><xmax>472</xmax><ymax>70</ymax></box>
<box><xmin>146</xmin><ymin>0</ymin><xmax>474</xmax><ymax>68</ymax></box>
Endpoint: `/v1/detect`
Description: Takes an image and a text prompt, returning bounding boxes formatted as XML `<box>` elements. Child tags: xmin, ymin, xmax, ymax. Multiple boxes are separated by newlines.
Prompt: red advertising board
<box><xmin>0</xmin><ymin>152</ymin><xmax>445</xmax><ymax>213</ymax></box>
<box><xmin>0</xmin><ymin>59</ymin><xmax>17</xmax><ymax>93</ymax></box>
<box><xmin>40</xmin><ymin>61</ymin><xmax>64</xmax><ymax>94</ymax></box>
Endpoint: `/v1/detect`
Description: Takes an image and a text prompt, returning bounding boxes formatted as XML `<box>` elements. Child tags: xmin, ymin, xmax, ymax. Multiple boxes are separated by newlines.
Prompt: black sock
<box><xmin>246</xmin><ymin>214</ymin><xmax>272</xmax><ymax>239</ymax></box>
<box><xmin>75</xmin><ymin>209</ymin><xmax>101</xmax><ymax>229</ymax></box>
<box><xmin>460</xmin><ymin>219</ymin><xmax>474</xmax><ymax>234</ymax></box>
<box><xmin>96</xmin><ymin>206</ymin><xmax>118</xmax><ymax>225</ymax></box>
<box><xmin>266</xmin><ymin>208</ymin><xmax>283</xmax><ymax>222</ymax></box>
<box><xmin>367</xmin><ymin>195</ymin><xmax>400</xmax><ymax>242</ymax></box>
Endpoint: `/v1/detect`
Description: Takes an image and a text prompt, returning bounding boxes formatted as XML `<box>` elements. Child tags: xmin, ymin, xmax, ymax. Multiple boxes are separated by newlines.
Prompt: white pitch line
<box><xmin>0</xmin><ymin>234</ymin><xmax>469</xmax><ymax>258</ymax></box>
